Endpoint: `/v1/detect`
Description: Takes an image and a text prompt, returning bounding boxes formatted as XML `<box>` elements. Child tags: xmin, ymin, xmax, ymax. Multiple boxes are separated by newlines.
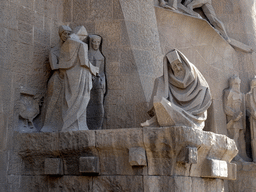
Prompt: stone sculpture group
<box><xmin>41</xmin><ymin>25</ymin><xmax>105</xmax><ymax>132</ymax></box>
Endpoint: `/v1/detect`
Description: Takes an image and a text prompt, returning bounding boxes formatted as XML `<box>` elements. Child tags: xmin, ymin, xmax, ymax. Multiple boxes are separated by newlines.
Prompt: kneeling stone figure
<box><xmin>142</xmin><ymin>49</ymin><xmax>212</xmax><ymax>130</ymax></box>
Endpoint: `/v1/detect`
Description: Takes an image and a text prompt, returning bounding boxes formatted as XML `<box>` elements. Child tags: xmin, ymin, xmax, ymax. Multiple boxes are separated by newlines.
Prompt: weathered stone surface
<box><xmin>95</xmin><ymin>128</ymin><xmax>147</xmax><ymax>175</ymax></box>
<box><xmin>201</xmin><ymin>159</ymin><xmax>228</xmax><ymax>179</ymax></box>
<box><xmin>79</xmin><ymin>156</ymin><xmax>99</xmax><ymax>174</ymax></box>
<box><xmin>129</xmin><ymin>147</ymin><xmax>147</xmax><ymax>166</ymax></box>
<box><xmin>177</xmin><ymin>146</ymin><xmax>198</xmax><ymax>164</ymax></box>
<box><xmin>144</xmin><ymin>176</ymin><xmax>224</xmax><ymax>192</ymax></box>
<box><xmin>93</xmin><ymin>176</ymin><xmax>143</xmax><ymax>192</ymax></box>
<box><xmin>143</xmin><ymin>126</ymin><xmax>238</xmax><ymax>177</ymax></box>
<box><xmin>44</xmin><ymin>158</ymin><xmax>63</xmax><ymax>176</ymax></box>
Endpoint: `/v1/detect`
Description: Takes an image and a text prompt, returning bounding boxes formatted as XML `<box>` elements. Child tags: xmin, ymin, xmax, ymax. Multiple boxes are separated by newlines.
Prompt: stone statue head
<box><xmin>59</xmin><ymin>25</ymin><xmax>72</xmax><ymax>42</ymax></box>
<box><xmin>73</xmin><ymin>26</ymin><xmax>88</xmax><ymax>41</ymax></box>
<box><xmin>167</xmin><ymin>50</ymin><xmax>185</xmax><ymax>80</ymax></box>
<box><xmin>89</xmin><ymin>35</ymin><xmax>102</xmax><ymax>51</ymax></box>
<box><xmin>229</xmin><ymin>75</ymin><xmax>241</xmax><ymax>92</ymax></box>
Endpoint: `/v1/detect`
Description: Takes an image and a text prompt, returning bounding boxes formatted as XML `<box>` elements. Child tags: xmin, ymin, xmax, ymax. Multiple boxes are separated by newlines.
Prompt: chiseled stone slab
<box><xmin>44</xmin><ymin>158</ymin><xmax>63</xmax><ymax>176</ymax></box>
<box><xmin>227</xmin><ymin>162</ymin><xmax>237</xmax><ymax>180</ymax></box>
<box><xmin>79</xmin><ymin>156</ymin><xmax>99</xmax><ymax>174</ymax></box>
<box><xmin>201</xmin><ymin>159</ymin><xmax>228</xmax><ymax>179</ymax></box>
<box><xmin>129</xmin><ymin>147</ymin><xmax>147</xmax><ymax>166</ymax></box>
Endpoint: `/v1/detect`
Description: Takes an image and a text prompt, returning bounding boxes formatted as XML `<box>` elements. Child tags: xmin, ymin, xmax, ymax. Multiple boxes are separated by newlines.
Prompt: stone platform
<box><xmin>13</xmin><ymin>126</ymin><xmax>238</xmax><ymax>191</ymax></box>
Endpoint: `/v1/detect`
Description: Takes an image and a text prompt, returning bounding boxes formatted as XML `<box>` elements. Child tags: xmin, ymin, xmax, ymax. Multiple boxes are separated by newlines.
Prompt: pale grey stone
<box><xmin>142</xmin><ymin>50</ymin><xmax>212</xmax><ymax>130</ymax></box>
<box><xmin>93</xmin><ymin>176</ymin><xmax>143</xmax><ymax>192</ymax></box>
<box><xmin>129</xmin><ymin>147</ymin><xmax>147</xmax><ymax>166</ymax></box>
<box><xmin>143</xmin><ymin>126</ymin><xmax>238</xmax><ymax>177</ymax></box>
<box><xmin>44</xmin><ymin>158</ymin><xmax>63</xmax><ymax>175</ymax></box>
<box><xmin>183</xmin><ymin>0</ymin><xmax>230</xmax><ymax>42</ymax></box>
<box><xmin>41</xmin><ymin>25</ymin><xmax>72</xmax><ymax>133</ymax></box>
<box><xmin>59</xmin><ymin>26</ymin><xmax>99</xmax><ymax>132</ymax></box>
<box><xmin>246</xmin><ymin>77</ymin><xmax>256</xmax><ymax>162</ymax></box>
<box><xmin>87</xmin><ymin>35</ymin><xmax>106</xmax><ymax>130</ymax></box>
<box><xmin>177</xmin><ymin>146</ymin><xmax>198</xmax><ymax>164</ymax></box>
<box><xmin>18</xmin><ymin>92</ymin><xmax>42</xmax><ymax>132</ymax></box>
<box><xmin>227</xmin><ymin>162</ymin><xmax>237</xmax><ymax>180</ymax></box>
<box><xmin>223</xmin><ymin>75</ymin><xmax>250</xmax><ymax>161</ymax></box>
<box><xmin>79</xmin><ymin>156</ymin><xmax>99</xmax><ymax>174</ymax></box>
<box><xmin>201</xmin><ymin>159</ymin><xmax>228</xmax><ymax>179</ymax></box>
<box><xmin>230</xmin><ymin>38</ymin><xmax>253</xmax><ymax>53</ymax></box>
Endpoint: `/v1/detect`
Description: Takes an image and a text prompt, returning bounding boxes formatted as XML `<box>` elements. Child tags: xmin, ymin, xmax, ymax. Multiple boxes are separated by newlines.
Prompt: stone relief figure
<box><xmin>19</xmin><ymin>92</ymin><xmax>43</xmax><ymax>131</ymax></box>
<box><xmin>58</xmin><ymin>26</ymin><xmax>99</xmax><ymax>132</ymax></box>
<box><xmin>141</xmin><ymin>49</ymin><xmax>212</xmax><ymax>130</ymax></box>
<box><xmin>223</xmin><ymin>75</ymin><xmax>250</xmax><ymax>161</ymax></box>
<box><xmin>41</xmin><ymin>25</ymin><xmax>72</xmax><ymax>132</ymax></box>
<box><xmin>246</xmin><ymin>77</ymin><xmax>256</xmax><ymax>162</ymax></box>
<box><xmin>183</xmin><ymin>0</ymin><xmax>230</xmax><ymax>42</ymax></box>
<box><xmin>87</xmin><ymin>35</ymin><xmax>106</xmax><ymax>130</ymax></box>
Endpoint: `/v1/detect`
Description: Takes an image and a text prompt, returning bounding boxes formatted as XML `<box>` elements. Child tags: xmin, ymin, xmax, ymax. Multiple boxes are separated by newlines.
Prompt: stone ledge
<box><xmin>15</xmin><ymin>127</ymin><xmax>238</xmax><ymax>180</ymax></box>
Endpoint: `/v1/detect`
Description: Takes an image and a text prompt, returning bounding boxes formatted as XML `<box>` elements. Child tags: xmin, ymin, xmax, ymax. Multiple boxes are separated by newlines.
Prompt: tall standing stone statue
<box><xmin>246</xmin><ymin>77</ymin><xmax>256</xmax><ymax>162</ymax></box>
<box><xmin>58</xmin><ymin>26</ymin><xmax>99</xmax><ymax>132</ymax></box>
<box><xmin>141</xmin><ymin>49</ymin><xmax>212</xmax><ymax>130</ymax></box>
<box><xmin>87</xmin><ymin>35</ymin><xmax>106</xmax><ymax>130</ymax></box>
<box><xmin>41</xmin><ymin>25</ymin><xmax>72</xmax><ymax>132</ymax></box>
<box><xmin>223</xmin><ymin>75</ymin><xmax>249</xmax><ymax>161</ymax></box>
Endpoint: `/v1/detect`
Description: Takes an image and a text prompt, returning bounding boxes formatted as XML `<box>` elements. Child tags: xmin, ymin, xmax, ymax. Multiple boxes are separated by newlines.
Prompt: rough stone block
<box><xmin>44</xmin><ymin>158</ymin><xmax>63</xmax><ymax>176</ymax></box>
<box><xmin>201</xmin><ymin>159</ymin><xmax>228</xmax><ymax>179</ymax></box>
<box><xmin>227</xmin><ymin>162</ymin><xmax>237</xmax><ymax>180</ymax></box>
<box><xmin>177</xmin><ymin>147</ymin><xmax>198</xmax><ymax>164</ymax></box>
<box><xmin>79</xmin><ymin>156</ymin><xmax>99</xmax><ymax>174</ymax></box>
<box><xmin>129</xmin><ymin>147</ymin><xmax>147</xmax><ymax>166</ymax></box>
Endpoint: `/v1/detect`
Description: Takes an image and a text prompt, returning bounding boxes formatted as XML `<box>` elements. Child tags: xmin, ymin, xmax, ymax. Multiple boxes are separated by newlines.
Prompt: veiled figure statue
<box><xmin>142</xmin><ymin>49</ymin><xmax>212</xmax><ymax>130</ymax></box>
<box><xmin>58</xmin><ymin>26</ymin><xmax>99</xmax><ymax>131</ymax></box>
<box><xmin>87</xmin><ymin>35</ymin><xmax>106</xmax><ymax>130</ymax></box>
<box><xmin>246</xmin><ymin>77</ymin><xmax>256</xmax><ymax>162</ymax></box>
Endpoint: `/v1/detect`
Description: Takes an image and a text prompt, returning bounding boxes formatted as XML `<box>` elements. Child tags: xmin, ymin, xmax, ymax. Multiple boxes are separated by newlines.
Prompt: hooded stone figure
<box><xmin>87</xmin><ymin>35</ymin><xmax>106</xmax><ymax>130</ymax></box>
<box><xmin>58</xmin><ymin>26</ymin><xmax>99</xmax><ymax>131</ymax></box>
<box><xmin>246</xmin><ymin>77</ymin><xmax>256</xmax><ymax>162</ymax></box>
<box><xmin>142</xmin><ymin>49</ymin><xmax>212</xmax><ymax>130</ymax></box>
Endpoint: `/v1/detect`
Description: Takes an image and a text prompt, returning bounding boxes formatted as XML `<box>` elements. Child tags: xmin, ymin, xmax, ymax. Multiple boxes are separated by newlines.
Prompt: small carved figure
<box><xmin>246</xmin><ymin>77</ymin><xmax>256</xmax><ymax>162</ymax></box>
<box><xmin>141</xmin><ymin>49</ymin><xmax>212</xmax><ymax>130</ymax></box>
<box><xmin>223</xmin><ymin>75</ymin><xmax>249</xmax><ymax>161</ymax></box>
<box><xmin>41</xmin><ymin>25</ymin><xmax>72</xmax><ymax>132</ymax></box>
<box><xmin>183</xmin><ymin>0</ymin><xmax>230</xmax><ymax>42</ymax></box>
<box><xmin>87</xmin><ymin>35</ymin><xmax>106</xmax><ymax>130</ymax></box>
<box><xmin>19</xmin><ymin>94</ymin><xmax>42</xmax><ymax>129</ymax></box>
<box><xmin>58</xmin><ymin>26</ymin><xmax>99</xmax><ymax>131</ymax></box>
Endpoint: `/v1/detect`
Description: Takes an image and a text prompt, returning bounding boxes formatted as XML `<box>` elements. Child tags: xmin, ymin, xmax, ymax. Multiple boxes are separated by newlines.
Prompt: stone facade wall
<box><xmin>0</xmin><ymin>0</ymin><xmax>64</xmax><ymax>190</ymax></box>
<box><xmin>0</xmin><ymin>0</ymin><xmax>256</xmax><ymax>191</ymax></box>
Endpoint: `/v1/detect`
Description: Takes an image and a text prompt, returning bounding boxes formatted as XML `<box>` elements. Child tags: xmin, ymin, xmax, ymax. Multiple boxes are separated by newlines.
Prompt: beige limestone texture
<box><xmin>1</xmin><ymin>0</ymin><xmax>256</xmax><ymax>191</ymax></box>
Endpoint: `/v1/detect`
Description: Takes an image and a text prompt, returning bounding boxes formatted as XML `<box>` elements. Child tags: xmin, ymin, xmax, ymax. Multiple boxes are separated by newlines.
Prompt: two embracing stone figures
<box><xmin>41</xmin><ymin>25</ymin><xmax>105</xmax><ymax>132</ymax></box>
